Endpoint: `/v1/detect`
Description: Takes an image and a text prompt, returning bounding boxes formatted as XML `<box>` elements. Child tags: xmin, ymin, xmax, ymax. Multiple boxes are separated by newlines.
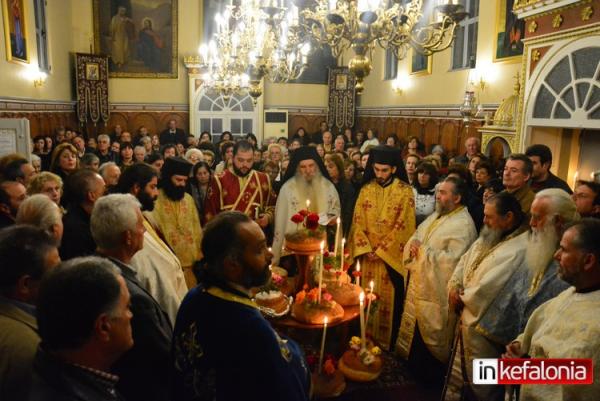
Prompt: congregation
<box><xmin>1</xmin><ymin>121</ymin><xmax>600</xmax><ymax>401</ymax></box>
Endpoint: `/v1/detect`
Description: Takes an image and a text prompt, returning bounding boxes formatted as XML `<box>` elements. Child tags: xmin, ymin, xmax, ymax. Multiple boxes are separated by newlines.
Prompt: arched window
<box><xmin>533</xmin><ymin>47</ymin><xmax>600</xmax><ymax>121</ymax></box>
<box><xmin>195</xmin><ymin>91</ymin><xmax>257</xmax><ymax>141</ymax></box>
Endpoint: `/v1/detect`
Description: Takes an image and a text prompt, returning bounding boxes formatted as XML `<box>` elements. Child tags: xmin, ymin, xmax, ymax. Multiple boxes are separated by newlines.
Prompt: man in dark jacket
<box><xmin>160</xmin><ymin>119</ymin><xmax>187</xmax><ymax>146</ymax></box>
<box><xmin>60</xmin><ymin>169</ymin><xmax>105</xmax><ymax>260</ymax></box>
<box><xmin>91</xmin><ymin>194</ymin><xmax>172</xmax><ymax>401</ymax></box>
<box><xmin>29</xmin><ymin>256</ymin><xmax>133</xmax><ymax>401</ymax></box>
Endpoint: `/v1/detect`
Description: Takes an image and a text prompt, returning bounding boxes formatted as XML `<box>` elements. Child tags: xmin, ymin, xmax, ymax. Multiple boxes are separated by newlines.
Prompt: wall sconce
<box><xmin>33</xmin><ymin>71</ymin><xmax>47</xmax><ymax>88</ymax></box>
<box><xmin>392</xmin><ymin>74</ymin><xmax>410</xmax><ymax>95</ymax></box>
<box><xmin>33</xmin><ymin>72</ymin><xmax>47</xmax><ymax>88</ymax></box>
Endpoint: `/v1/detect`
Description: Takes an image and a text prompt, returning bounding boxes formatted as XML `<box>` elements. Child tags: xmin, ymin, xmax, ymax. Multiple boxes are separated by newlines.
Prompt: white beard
<box><xmin>526</xmin><ymin>222</ymin><xmax>559</xmax><ymax>279</ymax></box>
<box><xmin>294</xmin><ymin>171</ymin><xmax>325</xmax><ymax>214</ymax></box>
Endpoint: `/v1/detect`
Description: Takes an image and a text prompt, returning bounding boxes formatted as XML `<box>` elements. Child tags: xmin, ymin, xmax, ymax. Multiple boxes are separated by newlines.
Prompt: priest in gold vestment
<box><xmin>349</xmin><ymin>145</ymin><xmax>415</xmax><ymax>350</ymax></box>
<box><xmin>148</xmin><ymin>157</ymin><xmax>203</xmax><ymax>289</ymax></box>
<box><xmin>397</xmin><ymin>177</ymin><xmax>477</xmax><ymax>386</ymax></box>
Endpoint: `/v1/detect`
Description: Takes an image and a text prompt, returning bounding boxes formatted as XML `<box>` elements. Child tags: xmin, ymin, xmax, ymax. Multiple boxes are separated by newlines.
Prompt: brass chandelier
<box><xmin>197</xmin><ymin>1</ymin><xmax>312</xmax><ymax>104</ymax></box>
<box><xmin>295</xmin><ymin>0</ymin><xmax>468</xmax><ymax>93</ymax></box>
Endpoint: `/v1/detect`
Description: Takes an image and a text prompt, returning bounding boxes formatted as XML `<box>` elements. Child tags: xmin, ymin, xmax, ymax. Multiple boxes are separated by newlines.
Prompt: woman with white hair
<box><xmin>16</xmin><ymin>194</ymin><xmax>63</xmax><ymax>242</ymax></box>
<box><xmin>184</xmin><ymin>147</ymin><xmax>204</xmax><ymax>165</ymax></box>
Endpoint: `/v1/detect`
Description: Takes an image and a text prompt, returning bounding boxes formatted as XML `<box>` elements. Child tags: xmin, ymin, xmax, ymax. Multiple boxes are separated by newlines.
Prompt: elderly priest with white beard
<box><xmin>477</xmin><ymin>189</ymin><xmax>578</xmax><ymax>348</ymax></box>
<box><xmin>272</xmin><ymin>146</ymin><xmax>340</xmax><ymax>266</ymax></box>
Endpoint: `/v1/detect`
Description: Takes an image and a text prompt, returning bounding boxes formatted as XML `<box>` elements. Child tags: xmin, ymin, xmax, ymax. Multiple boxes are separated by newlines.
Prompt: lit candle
<box><xmin>334</xmin><ymin>217</ymin><xmax>341</xmax><ymax>256</ymax></box>
<box><xmin>365</xmin><ymin>280</ymin><xmax>374</xmax><ymax>329</ymax></box>
<box><xmin>318</xmin><ymin>316</ymin><xmax>329</xmax><ymax>374</ymax></box>
<box><xmin>306</xmin><ymin>199</ymin><xmax>310</xmax><ymax>212</ymax></box>
<box><xmin>355</xmin><ymin>260</ymin><xmax>361</xmax><ymax>287</ymax></box>
<box><xmin>359</xmin><ymin>291</ymin><xmax>366</xmax><ymax>349</ymax></box>
<box><xmin>574</xmin><ymin>170</ymin><xmax>579</xmax><ymax>188</ymax></box>
<box><xmin>318</xmin><ymin>241</ymin><xmax>325</xmax><ymax>303</ymax></box>
<box><xmin>340</xmin><ymin>238</ymin><xmax>346</xmax><ymax>274</ymax></box>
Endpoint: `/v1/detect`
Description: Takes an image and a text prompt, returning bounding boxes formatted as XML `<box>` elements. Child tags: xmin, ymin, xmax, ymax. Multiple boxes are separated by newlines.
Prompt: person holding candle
<box><xmin>348</xmin><ymin>145</ymin><xmax>416</xmax><ymax>350</ymax></box>
<box><xmin>396</xmin><ymin>177</ymin><xmax>477</xmax><ymax>388</ymax></box>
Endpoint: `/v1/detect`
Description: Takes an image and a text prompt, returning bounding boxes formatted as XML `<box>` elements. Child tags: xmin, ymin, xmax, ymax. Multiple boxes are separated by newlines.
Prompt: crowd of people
<box><xmin>1</xmin><ymin>120</ymin><xmax>600</xmax><ymax>401</ymax></box>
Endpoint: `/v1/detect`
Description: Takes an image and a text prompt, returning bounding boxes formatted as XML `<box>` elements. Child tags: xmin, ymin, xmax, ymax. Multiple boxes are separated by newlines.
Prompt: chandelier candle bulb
<box><xmin>318</xmin><ymin>317</ymin><xmax>329</xmax><ymax>374</ymax></box>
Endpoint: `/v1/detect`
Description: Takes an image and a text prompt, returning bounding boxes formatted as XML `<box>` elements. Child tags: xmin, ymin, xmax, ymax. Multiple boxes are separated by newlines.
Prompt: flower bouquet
<box><xmin>291</xmin><ymin>285</ymin><xmax>344</xmax><ymax>325</ymax></box>
<box><xmin>307</xmin><ymin>353</ymin><xmax>346</xmax><ymax>398</ymax></box>
<box><xmin>338</xmin><ymin>336</ymin><xmax>384</xmax><ymax>382</ymax></box>
<box><xmin>284</xmin><ymin>209</ymin><xmax>327</xmax><ymax>254</ymax></box>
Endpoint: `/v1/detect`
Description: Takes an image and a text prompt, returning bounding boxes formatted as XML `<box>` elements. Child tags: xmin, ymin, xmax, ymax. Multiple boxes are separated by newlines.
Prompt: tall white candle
<box><xmin>359</xmin><ymin>291</ymin><xmax>366</xmax><ymax>349</ymax></box>
<box><xmin>340</xmin><ymin>238</ymin><xmax>346</xmax><ymax>273</ymax></box>
<box><xmin>334</xmin><ymin>217</ymin><xmax>341</xmax><ymax>256</ymax></box>
<box><xmin>318</xmin><ymin>316</ymin><xmax>329</xmax><ymax>374</ymax></box>
<box><xmin>355</xmin><ymin>260</ymin><xmax>361</xmax><ymax>287</ymax></box>
<box><xmin>365</xmin><ymin>280</ymin><xmax>374</xmax><ymax>329</ymax></box>
<box><xmin>317</xmin><ymin>241</ymin><xmax>325</xmax><ymax>303</ymax></box>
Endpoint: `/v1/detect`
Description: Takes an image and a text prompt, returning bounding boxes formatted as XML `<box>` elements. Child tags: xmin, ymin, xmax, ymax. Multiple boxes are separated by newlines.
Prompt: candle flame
<box><xmin>306</xmin><ymin>199</ymin><xmax>310</xmax><ymax>208</ymax></box>
<box><xmin>370</xmin><ymin>280</ymin><xmax>374</xmax><ymax>291</ymax></box>
<box><xmin>356</xmin><ymin>261</ymin><xmax>360</xmax><ymax>272</ymax></box>
<box><xmin>336</xmin><ymin>217</ymin><xmax>341</xmax><ymax>224</ymax></box>
<box><xmin>324</xmin><ymin>316</ymin><xmax>328</xmax><ymax>325</ymax></box>
<box><xmin>320</xmin><ymin>241</ymin><xmax>325</xmax><ymax>251</ymax></box>
<box><xmin>359</xmin><ymin>291</ymin><xmax>365</xmax><ymax>302</ymax></box>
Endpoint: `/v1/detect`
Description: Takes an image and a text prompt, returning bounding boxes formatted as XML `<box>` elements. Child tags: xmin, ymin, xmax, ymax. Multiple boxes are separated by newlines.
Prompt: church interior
<box><xmin>1</xmin><ymin>0</ymin><xmax>600</xmax><ymax>400</ymax></box>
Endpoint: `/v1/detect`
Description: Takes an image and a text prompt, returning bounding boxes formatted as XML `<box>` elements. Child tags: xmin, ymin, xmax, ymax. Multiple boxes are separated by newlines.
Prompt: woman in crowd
<box><xmin>28</xmin><ymin>171</ymin><xmax>63</xmax><ymax>206</ymax></box>
<box><xmin>151</xmin><ymin>134</ymin><xmax>161</xmax><ymax>153</ymax></box>
<box><xmin>30</xmin><ymin>154</ymin><xmax>42</xmax><ymax>174</ymax></box>
<box><xmin>360</xmin><ymin>128</ymin><xmax>379</xmax><ymax>152</ymax></box>
<box><xmin>119</xmin><ymin>142</ymin><xmax>135</xmax><ymax>169</ymax></box>
<box><xmin>292</xmin><ymin>127</ymin><xmax>310</xmax><ymax>146</ymax></box>
<box><xmin>199</xmin><ymin>131</ymin><xmax>212</xmax><ymax>144</ymax></box>
<box><xmin>355</xmin><ymin>130</ymin><xmax>366</xmax><ymax>149</ymax></box>
<box><xmin>50</xmin><ymin>143</ymin><xmax>79</xmax><ymax>182</ymax></box>
<box><xmin>474</xmin><ymin>160</ymin><xmax>496</xmax><ymax>199</ymax></box>
<box><xmin>185</xmin><ymin>148</ymin><xmax>204</xmax><ymax>165</ymax></box>
<box><xmin>146</xmin><ymin>153</ymin><xmax>164</xmax><ymax>174</ymax></box>
<box><xmin>386</xmin><ymin>135</ymin><xmax>401</xmax><ymax>148</ymax></box>
<box><xmin>343</xmin><ymin>127</ymin><xmax>355</xmax><ymax>148</ymax></box>
<box><xmin>413</xmin><ymin>162</ymin><xmax>439</xmax><ymax>226</ymax></box>
<box><xmin>325</xmin><ymin>154</ymin><xmax>357</xmax><ymax>238</ymax></box>
<box><xmin>315</xmin><ymin>143</ymin><xmax>325</xmax><ymax>159</ymax></box>
<box><xmin>188</xmin><ymin>161</ymin><xmax>212</xmax><ymax>218</ymax></box>
<box><xmin>405</xmin><ymin>154</ymin><xmax>421</xmax><ymax>185</ymax></box>
<box><xmin>344</xmin><ymin>159</ymin><xmax>362</xmax><ymax>191</ymax></box>
<box><xmin>467</xmin><ymin>152</ymin><xmax>487</xmax><ymax>183</ymax></box>
<box><xmin>245</xmin><ymin>133</ymin><xmax>258</xmax><ymax>149</ymax></box>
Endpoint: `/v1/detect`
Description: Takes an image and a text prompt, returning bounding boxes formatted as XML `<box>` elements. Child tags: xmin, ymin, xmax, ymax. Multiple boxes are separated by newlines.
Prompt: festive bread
<box><xmin>311</xmin><ymin>369</ymin><xmax>346</xmax><ymax>398</ymax></box>
<box><xmin>327</xmin><ymin>283</ymin><xmax>362</xmax><ymax>306</ymax></box>
<box><xmin>284</xmin><ymin>231</ymin><xmax>326</xmax><ymax>253</ymax></box>
<box><xmin>255</xmin><ymin>291</ymin><xmax>289</xmax><ymax>314</ymax></box>
<box><xmin>338</xmin><ymin>349</ymin><xmax>383</xmax><ymax>382</ymax></box>
<box><xmin>291</xmin><ymin>300</ymin><xmax>344</xmax><ymax>325</ymax></box>
<box><xmin>323</xmin><ymin>270</ymin><xmax>351</xmax><ymax>285</ymax></box>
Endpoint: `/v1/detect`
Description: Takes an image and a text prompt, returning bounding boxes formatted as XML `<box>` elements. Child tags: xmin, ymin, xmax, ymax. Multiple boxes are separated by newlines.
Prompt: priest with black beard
<box><xmin>148</xmin><ymin>156</ymin><xmax>203</xmax><ymax>289</ymax></box>
<box><xmin>114</xmin><ymin>163</ymin><xmax>188</xmax><ymax>326</ymax></box>
<box><xmin>204</xmin><ymin>140</ymin><xmax>276</xmax><ymax>232</ymax></box>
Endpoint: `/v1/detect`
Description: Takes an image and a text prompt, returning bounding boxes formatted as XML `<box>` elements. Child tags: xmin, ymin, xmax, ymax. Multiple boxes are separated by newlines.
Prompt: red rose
<box><xmin>352</xmin><ymin>270</ymin><xmax>362</xmax><ymax>278</ymax></box>
<box><xmin>299</xmin><ymin>209</ymin><xmax>309</xmax><ymax>217</ymax></box>
<box><xmin>335</xmin><ymin>271</ymin><xmax>342</xmax><ymax>277</ymax></box>
<box><xmin>307</xmin><ymin>213</ymin><xmax>320</xmax><ymax>223</ymax></box>
<box><xmin>291</xmin><ymin>213</ymin><xmax>304</xmax><ymax>224</ymax></box>
<box><xmin>324</xmin><ymin>264</ymin><xmax>332</xmax><ymax>271</ymax></box>
<box><xmin>323</xmin><ymin>250</ymin><xmax>330</xmax><ymax>258</ymax></box>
